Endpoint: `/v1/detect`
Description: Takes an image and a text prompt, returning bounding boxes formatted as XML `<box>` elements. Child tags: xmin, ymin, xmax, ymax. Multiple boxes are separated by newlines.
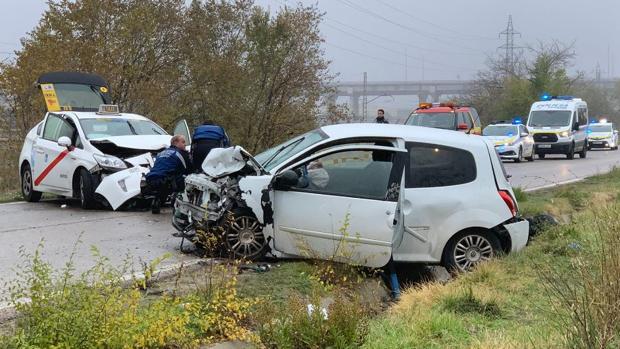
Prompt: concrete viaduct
<box><xmin>330</xmin><ymin>79</ymin><xmax>619</xmax><ymax>117</ymax></box>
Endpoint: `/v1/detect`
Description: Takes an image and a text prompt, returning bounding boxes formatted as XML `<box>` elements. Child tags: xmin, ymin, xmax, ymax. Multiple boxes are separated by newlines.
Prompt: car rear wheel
<box><xmin>21</xmin><ymin>164</ymin><xmax>42</xmax><ymax>202</ymax></box>
<box><xmin>578</xmin><ymin>142</ymin><xmax>587</xmax><ymax>158</ymax></box>
<box><xmin>443</xmin><ymin>230</ymin><xmax>501</xmax><ymax>273</ymax></box>
<box><xmin>78</xmin><ymin>169</ymin><xmax>97</xmax><ymax>209</ymax></box>
<box><xmin>566</xmin><ymin>143</ymin><xmax>575</xmax><ymax>160</ymax></box>
<box><xmin>525</xmin><ymin>148</ymin><xmax>535</xmax><ymax>162</ymax></box>
<box><xmin>538</xmin><ymin>153</ymin><xmax>545</xmax><ymax>159</ymax></box>
<box><xmin>224</xmin><ymin>209</ymin><xmax>268</xmax><ymax>260</ymax></box>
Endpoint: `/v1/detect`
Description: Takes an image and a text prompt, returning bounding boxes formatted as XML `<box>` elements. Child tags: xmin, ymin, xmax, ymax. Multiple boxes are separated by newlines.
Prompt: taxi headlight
<box><xmin>93</xmin><ymin>153</ymin><xmax>127</xmax><ymax>170</ymax></box>
<box><xmin>559</xmin><ymin>131</ymin><xmax>570</xmax><ymax>138</ymax></box>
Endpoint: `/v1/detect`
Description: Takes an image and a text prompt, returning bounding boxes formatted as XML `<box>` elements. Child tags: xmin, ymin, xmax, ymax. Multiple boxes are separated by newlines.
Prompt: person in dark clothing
<box><xmin>145</xmin><ymin>135</ymin><xmax>192</xmax><ymax>214</ymax></box>
<box><xmin>376</xmin><ymin>109</ymin><xmax>389</xmax><ymax>123</ymax></box>
<box><xmin>191</xmin><ymin>120</ymin><xmax>230</xmax><ymax>171</ymax></box>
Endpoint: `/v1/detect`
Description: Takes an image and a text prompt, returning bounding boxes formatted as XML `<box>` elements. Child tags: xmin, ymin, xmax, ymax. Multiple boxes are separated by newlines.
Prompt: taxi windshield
<box><xmin>589</xmin><ymin>124</ymin><xmax>612</xmax><ymax>132</ymax></box>
<box><xmin>405</xmin><ymin>112</ymin><xmax>456</xmax><ymax>130</ymax></box>
<box><xmin>483</xmin><ymin>125</ymin><xmax>518</xmax><ymax>136</ymax></box>
<box><xmin>80</xmin><ymin>118</ymin><xmax>167</xmax><ymax>139</ymax></box>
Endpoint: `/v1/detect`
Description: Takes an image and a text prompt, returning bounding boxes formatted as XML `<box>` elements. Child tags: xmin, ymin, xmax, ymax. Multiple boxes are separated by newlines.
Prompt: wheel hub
<box><xmin>239</xmin><ymin>230</ymin><xmax>255</xmax><ymax>244</ymax></box>
<box><xmin>466</xmin><ymin>248</ymin><xmax>481</xmax><ymax>262</ymax></box>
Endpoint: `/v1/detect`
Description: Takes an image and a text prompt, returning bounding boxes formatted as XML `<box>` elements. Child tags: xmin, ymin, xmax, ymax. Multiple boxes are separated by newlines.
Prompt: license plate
<box><xmin>593</xmin><ymin>141</ymin><xmax>603</xmax><ymax>144</ymax></box>
<box><xmin>538</xmin><ymin>144</ymin><xmax>551</xmax><ymax>148</ymax></box>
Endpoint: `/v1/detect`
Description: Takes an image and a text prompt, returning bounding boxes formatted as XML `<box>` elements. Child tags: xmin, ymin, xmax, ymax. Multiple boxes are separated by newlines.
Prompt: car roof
<box><xmin>56</xmin><ymin>111</ymin><xmax>151</xmax><ymax>121</ymax></box>
<box><xmin>414</xmin><ymin>107</ymin><xmax>455</xmax><ymax>113</ymax></box>
<box><xmin>319</xmin><ymin>123</ymin><xmax>486</xmax><ymax>150</ymax></box>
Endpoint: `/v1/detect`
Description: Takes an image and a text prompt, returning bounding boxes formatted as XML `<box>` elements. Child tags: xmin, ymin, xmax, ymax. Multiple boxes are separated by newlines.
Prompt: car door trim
<box><xmin>279</xmin><ymin>225</ymin><xmax>392</xmax><ymax>247</ymax></box>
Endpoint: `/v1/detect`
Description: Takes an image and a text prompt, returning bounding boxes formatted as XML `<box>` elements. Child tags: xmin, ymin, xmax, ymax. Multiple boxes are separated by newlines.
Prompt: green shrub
<box><xmin>439</xmin><ymin>287</ymin><xmax>502</xmax><ymax>319</ymax></box>
<box><xmin>512</xmin><ymin>187</ymin><xmax>528</xmax><ymax>202</ymax></box>
<box><xmin>256</xmin><ymin>292</ymin><xmax>369</xmax><ymax>349</ymax></box>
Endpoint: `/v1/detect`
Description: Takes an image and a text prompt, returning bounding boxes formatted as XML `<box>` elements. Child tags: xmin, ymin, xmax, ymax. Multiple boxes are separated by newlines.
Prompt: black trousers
<box><xmin>145</xmin><ymin>175</ymin><xmax>185</xmax><ymax>205</ymax></box>
<box><xmin>191</xmin><ymin>139</ymin><xmax>222</xmax><ymax>171</ymax></box>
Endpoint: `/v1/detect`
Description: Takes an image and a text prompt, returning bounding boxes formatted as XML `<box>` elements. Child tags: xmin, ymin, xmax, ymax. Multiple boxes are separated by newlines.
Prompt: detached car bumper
<box><xmin>503</xmin><ymin>218</ymin><xmax>529</xmax><ymax>252</ymax></box>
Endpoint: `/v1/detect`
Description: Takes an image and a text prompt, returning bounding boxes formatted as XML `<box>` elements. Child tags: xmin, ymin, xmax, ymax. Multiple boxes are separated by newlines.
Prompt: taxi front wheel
<box><xmin>21</xmin><ymin>164</ymin><xmax>42</xmax><ymax>202</ymax></box>
<box><xmin>78</xmin><ymin>168</ymin><xmax>97</xmax><ymax>209</ymax></box>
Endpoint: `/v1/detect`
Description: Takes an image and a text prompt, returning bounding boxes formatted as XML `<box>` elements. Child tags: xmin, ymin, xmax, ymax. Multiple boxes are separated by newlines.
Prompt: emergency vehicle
<box><xmin>483</xmin><ymin>119</ymin><xmax>535</xmax><ymax>162</ymax></box>
<box><xmin>526</xmin><ymin>95</ymin><xmax>588</xmax><ymax>159</ymax></box>
<box><xmin>405</xmin><ymin>102</ymin><xmax>482</xmax><ymax>135</ymax></box>
<box><xmin>587</xmin><ymin>119</ymin><xmax>618</xmax><ymax>150</ymax></box>
<box><xmin>18</xmin><ymin>72</ymin><xmax>192</xmax><ymax>209</ymax></box>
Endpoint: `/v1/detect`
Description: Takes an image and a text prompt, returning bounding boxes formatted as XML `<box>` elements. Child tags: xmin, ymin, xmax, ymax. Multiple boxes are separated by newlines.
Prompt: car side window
<box><xmin>42</xmin><ymin>114</ymin><xmax>78</xmax><ymax>144</ymax></box>
<box><xmin>290</xmin><ymin>149</ymin><xmax>396</xmax><ymax>200</ymax></box>
<box><xmin>578</xmin><ymin>108</ymin><xmax>588</xmax><ymax>126</ymax></box>
<box><xmin>520</xmin><ymin>125</ymin><xmax>528</xmax><ymax>135</ymax></box>
<box><xmin>464</xmin><ymin>112</ymin><xmax>474</xmax><ymax>128</ymax></box>
<box><xmin>405</xmin><ymin>142</ymin><xmax>477</xmax><ymax>188</ymax></box>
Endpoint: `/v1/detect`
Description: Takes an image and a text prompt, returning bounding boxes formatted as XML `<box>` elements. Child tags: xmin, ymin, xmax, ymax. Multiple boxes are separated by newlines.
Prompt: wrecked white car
<box><xmin>173</xmin><ymin>124</ymin><xmax>530</xmax><ymax>271</ymax></box>
<box><xmin>18</xmin><ymin>72</ymin><xmax>190</xmax><ymax>209</ymax></box>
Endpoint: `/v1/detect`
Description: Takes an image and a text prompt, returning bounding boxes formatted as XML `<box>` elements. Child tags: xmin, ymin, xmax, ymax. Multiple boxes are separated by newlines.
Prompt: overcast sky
<box><xmin>1</xmin><ymin>0</ymin><xmax>618</xmax><ymax>85</ymax></box>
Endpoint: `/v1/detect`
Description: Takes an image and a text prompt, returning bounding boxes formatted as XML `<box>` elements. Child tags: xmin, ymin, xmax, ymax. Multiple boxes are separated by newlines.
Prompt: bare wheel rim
<box><xmin>453</xmin><ymin>235</ymin><xmax>494</xmax><ymax>271</ymax></box>
<box><xmin>22</xmin><ymin>170</ymin><xmax>32</xmax><ymax>195</ymax></box>
<box><xmin>226</xmin><ymin>215</ymin><xmax>265</xmax><ymax>258</ymax></box>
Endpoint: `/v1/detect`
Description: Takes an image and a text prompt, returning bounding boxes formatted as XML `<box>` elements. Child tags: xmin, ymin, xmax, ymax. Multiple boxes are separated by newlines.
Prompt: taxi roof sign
<box><xmin>97</xmin><ymin>104</ymin><xmax>120</xmax><ymax>115</ymax></box>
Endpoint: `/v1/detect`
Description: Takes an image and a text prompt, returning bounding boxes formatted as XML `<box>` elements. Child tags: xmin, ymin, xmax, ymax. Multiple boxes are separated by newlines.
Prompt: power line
<box><xmin>333</xmin><ymin>0</ymin><xmax>484</xmax><ymax>53</ymax></box>
<box><xmin>323</xmin><ymin>22</ymin><xmax>474</xmax><ymax>71</ymax></box>
<box><xmin>372</xmin><ymin>0</ymin><xmax>496</xmax><ymax>41</ymax></box>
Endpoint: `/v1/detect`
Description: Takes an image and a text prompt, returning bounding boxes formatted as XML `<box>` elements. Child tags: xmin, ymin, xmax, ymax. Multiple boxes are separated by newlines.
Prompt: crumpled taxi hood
<box><xmin>89</xmin><ymin>135</ymin><xmax>171</xmax><ymax>150</ymax></box>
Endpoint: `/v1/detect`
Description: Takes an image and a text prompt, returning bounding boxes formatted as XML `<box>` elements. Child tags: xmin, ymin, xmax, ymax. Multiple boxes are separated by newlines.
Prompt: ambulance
<box><xmin>526</xmin><ymin>95</ymin><xmax>588</xmax><ymax>159</ymax></box>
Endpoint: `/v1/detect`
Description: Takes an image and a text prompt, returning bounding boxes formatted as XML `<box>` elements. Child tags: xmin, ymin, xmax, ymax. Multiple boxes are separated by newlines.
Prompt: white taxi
<box><xmin>18</xmin><ymin>72</ymin><xmax>191</xmax><ymax>209</ymax></box>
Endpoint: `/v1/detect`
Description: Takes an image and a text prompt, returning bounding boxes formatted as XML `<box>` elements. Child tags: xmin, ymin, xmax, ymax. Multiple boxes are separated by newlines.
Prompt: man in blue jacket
<box><xmin>145</xmin><ymin>135</ymin><xmax>193</xmax><ymax>214</ymax></box>
<box><xmin>191</xmin><ymin>120</ymin><xmax>230</xmax><ymax>171</ymax></box>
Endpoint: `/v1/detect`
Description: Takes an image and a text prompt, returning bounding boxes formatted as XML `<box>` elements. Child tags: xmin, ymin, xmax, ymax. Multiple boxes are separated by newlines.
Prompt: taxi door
<box><xmin>32</xmin><ymin>114</ymin><xmax>78</xmax><ymax>192</ymax></box>
<box><xmin>172</xmin><ymin>119</ymin><xmax>192</xmax><ymax>151</ymax></box>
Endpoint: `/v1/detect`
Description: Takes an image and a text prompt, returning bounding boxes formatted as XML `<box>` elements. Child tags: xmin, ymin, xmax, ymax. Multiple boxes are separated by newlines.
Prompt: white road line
<box><xmin>522</xmin><ymin>178</ymin><xmax>585</xmax><ymax>192</ymax></box>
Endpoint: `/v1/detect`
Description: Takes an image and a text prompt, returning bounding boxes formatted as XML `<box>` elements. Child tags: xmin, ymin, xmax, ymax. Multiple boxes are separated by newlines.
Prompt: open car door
<box><xmin>270</xmin><ymin>144</ymin><xmax>407</xmax><ymax>268</ymax></box>
<box><xmin>172</xmin><ymin>119</ymin><xmax>192</xmax><ymax>151</ymax></box>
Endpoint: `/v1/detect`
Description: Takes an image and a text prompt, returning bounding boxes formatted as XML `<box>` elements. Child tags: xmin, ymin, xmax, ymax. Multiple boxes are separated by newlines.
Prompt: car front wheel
<box><xmin>78</xmin><ymin>169</ymin><xmax>97</xmax><ymax>209</ymax></box>
<box><xmin>443</xmin><ymin>230</ymin><xmax>501</xmax><ymax>273</ymax></box>
<box><xmin>224</xmin><ymin>209</ymin><xmax>268</xmax><ymax>260</ymax></box>
<box><xmin>21</xmin><ymin>164</ymin><xmax>42</xmax><ymax>202</ymax></box>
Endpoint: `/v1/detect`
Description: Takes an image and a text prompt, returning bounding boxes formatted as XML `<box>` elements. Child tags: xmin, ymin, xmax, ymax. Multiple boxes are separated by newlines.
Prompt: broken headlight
<box><xmin>93</xmin><ymin>153</ymin><xmax>127</xmax><ymax>170</ymax></box>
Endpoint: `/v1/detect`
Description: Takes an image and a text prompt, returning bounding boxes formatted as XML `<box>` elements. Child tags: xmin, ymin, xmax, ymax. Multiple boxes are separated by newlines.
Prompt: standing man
<box><xmin>145</xmin><ymin>135</ymin><xmax>193</xmax><ymax>214</ymax></box>
<box><xmin>191</xmin><ymin>120</ymin><xmax>230</xmax><ymax>170</ymax></box>
<box><xmin>376</xmin><ymin>109</ymin><xmax>389</xmax><ymax>124</ymax></box>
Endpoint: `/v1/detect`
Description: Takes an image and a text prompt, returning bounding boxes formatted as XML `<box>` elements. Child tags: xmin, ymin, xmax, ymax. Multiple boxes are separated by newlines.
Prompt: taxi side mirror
<box><xmin>57</xmin><ymin>136</ymin><xmax>72</xmax><ymax>148</ymax></box>
<box><xmin>457</xmin><ymin>123</ymin><xmax>469</xmax><ymax>130</ymax></box>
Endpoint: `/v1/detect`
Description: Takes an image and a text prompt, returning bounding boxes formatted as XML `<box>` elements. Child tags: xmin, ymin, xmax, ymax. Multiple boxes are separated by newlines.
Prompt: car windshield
<box><xmin>53</xmin><ymin>83</ymin><xmax>107</xmax><ymax>111</ymax></box>
<box><xmin>405</xmin><ymin>112</ymin><xmax>455</xmax><ymax>130</ymax></box>
<box><xmin>483</xmin><ymin>125</ymin><xmax>518</xmax><ymax>136</ymax></box>
<box><xmin>80</xmin><ymin>118</ymin><xmax>167</xmax><ymax>139</ymax></box>
<box><xmin>589</xmin><ymin>124</ymin><xmax>612</xmax><ymax>132</ymax></box>
<box><xmin>254</xmin><ymin>129</ymin><xmax>328</xmax><ymax>172</ymax></box>
<box><xmin>529</xmin><ymin>110</ymin><xmax>572</xmax><ymax>127</ymax></box>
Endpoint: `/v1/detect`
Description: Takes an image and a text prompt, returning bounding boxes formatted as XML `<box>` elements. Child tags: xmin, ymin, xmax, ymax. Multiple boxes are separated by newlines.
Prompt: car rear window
<box><xmin>405</xmin><ymin>142</ymin><xmax>477</xmax><ymax>188</ymax></box>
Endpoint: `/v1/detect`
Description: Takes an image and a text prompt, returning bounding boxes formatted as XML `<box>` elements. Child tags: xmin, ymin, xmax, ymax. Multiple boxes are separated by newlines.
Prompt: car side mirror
<box><xmin>273</xmin><ymin>169</ymin><xmax>299</xmax><ymax>190</ymax></box>
<box><xmin>457</xmin><ymin>123</ymin><xmax>469</xmax><ymax>130</ymax></box>
<box><xmin>614</xmin><ymin>130</ymin><xmax>618</xmax><ymax>134</ymax></box>
<box><xmin>573</xmin><ymin>122</ymin><xmax>579</xmax><ymax>131</ymax></box>
<box><xmin>520</xmin><ymin>132</ymin><xmax>529</xmax><ymax>137</ymax></box>
<box><xmin>57</xmin><ymin>136</ymin><xmax>72</xmax><ymax>149</ymax></box>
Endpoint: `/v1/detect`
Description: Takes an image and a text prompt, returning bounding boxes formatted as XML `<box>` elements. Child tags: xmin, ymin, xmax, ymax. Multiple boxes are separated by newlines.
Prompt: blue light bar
<box><xmin>540</xmin><ymin>93</ymin><xmax>552</xmax><ymax>101</ymax></box>
<box><xmin>590</xmin><ymin>118</ymin><xmax>598</xmax><ymax>124</ymax></box>
<box><xmin>512</xmin><ymin>117</ymin><xmax>522</xmax><ymax>125</ymax></box>
<box><xmin>555</xmin><ymin>95</ymin><xmax>574</xmax><ymax>100</ymax></box>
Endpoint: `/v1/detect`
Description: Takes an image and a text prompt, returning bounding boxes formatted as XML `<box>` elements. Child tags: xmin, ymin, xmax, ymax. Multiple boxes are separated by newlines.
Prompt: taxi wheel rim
<box><xmin>23</xmin><ymin>170</ymin><xmax>32</xmax><ymax>195</ymax></box>
<box><xmin>227</xmin><ymin>216</ymin><xmax>265</xmax><ymax>258</ymax></box>
<box><xmin>453</xmin><ymin>235</ymin><xmax>493</xmax><ymax>271</ymax></box>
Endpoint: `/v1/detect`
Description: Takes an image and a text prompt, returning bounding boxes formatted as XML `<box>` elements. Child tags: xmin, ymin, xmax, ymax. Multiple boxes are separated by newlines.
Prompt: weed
<box><xmin>440</xmin><ymin>287</ymin><xmax>502</xmax><ymax>319</ymax></box>
<box><xmin>556</xmin><ymin>188</ymin><xmax>589</xmax><ymax>208</ymax></box>
<box><xmin>512</xmin><ymin>187</ymin><xmax>527</xmax><ymax>202</ymax></box>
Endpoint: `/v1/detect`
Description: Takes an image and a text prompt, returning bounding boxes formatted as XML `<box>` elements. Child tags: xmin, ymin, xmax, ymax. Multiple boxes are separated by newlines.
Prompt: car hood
<box><xmin>202</xmin><ymin>146</ymin><xmax>265</xmax><ymax>178</ymax></box>
<box><xmin>89</xmin><ymin>135</ymin><xmax>171</xmax><ymax>159</ymax></box>
<box><xmin>589</xmin><ymin>132</ymin><xmax>612</xmax><ymax>138</ymax></box>
<box><xmin>485</xmin><ymin>135</ymin><xmax>517</xmax><ymax>145</ymax></box>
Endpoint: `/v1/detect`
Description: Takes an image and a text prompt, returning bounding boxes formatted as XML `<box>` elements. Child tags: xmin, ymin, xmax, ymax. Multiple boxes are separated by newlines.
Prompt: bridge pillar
<box><xmin>350</xmin><ymin>94</ymin><xmax>360</xmax><ymax>119</ymax></box>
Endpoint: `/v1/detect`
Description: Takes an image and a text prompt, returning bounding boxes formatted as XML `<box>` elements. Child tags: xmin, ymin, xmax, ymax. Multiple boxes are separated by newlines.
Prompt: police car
<box><xmin>18</xmin><ymin>72</ymin><xmax>192</xmax><ymax>210</ymax></box>
<box><xmin>483</xmin><ymin>119</ymin><xmax>535</xmax><ymax>162</ymax></box>
<box><xmin>587</xmin><ymin>120</ymin><xmax>618</xmax><ymax>150</ymax></box>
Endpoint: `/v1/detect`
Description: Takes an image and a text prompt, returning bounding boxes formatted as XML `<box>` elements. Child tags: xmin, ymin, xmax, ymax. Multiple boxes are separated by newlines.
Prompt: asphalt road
<box><xmin>0</xmin><ymin>201</ymin><xmax>198</xmax><ymax>300</ymax></box>
<box><xmin>1</xmin><ymin>148</ymin><xmax>620</xmax><ymax>300</ymax></box>
<box><xmin>505</xmin><ymin>148</ymin><xmax>620</xmax><ymax>190</ymax></box>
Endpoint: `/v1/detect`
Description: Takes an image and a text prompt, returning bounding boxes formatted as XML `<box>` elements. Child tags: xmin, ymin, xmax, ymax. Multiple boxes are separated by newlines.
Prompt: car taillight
<box><xmin>499</xmin><ymin>190</ymin><xmax>517</xmax><ymax>217</ymax></box>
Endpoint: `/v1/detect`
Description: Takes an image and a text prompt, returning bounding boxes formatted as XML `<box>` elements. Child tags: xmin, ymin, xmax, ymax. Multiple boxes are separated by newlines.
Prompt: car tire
<box><xmin>578</xmin><ymin>142</ymin><xmax>587</xmax><ymax>158</ymax></box>
<box><xmin>538</xmin><ymin>153</ymin><xmax>545</xmax><ymax>159</ymax></box>
<box><xmin>224</xmin><ymin>208</ymin><xmax>268</xmax><ymax>261</ymax></box>
<box><xmin>514</xmin><ymin>147</ymin><xmax>523</xmax><ymax>163</ymax></box>
<box><xmin>525</xmin><ymin>149</ymin><xmax>535</xmax><ymax>162</ymax></box>
<box><xmin>566</xmin><ymin>143</ymin><xmax>575</xmax><ymax>160</ymax></box>
<box><xmin>21</xmin><ymin>164</ymin><xmax>42</xmax><ymax>202</ymax></box>
<box><xmin>78</xmin><ymin>168</ymin><xmax>97</xmax><ymax>209</ymax></box>
<box><xmin>442</xmin><ymin>230</ymin><xmax>502</xmax><ymax>273</ymax></box>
